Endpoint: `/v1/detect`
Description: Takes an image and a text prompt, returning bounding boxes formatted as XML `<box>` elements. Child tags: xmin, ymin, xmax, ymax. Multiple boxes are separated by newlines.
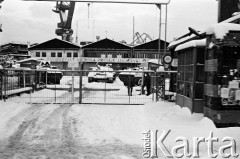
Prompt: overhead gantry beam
<box><xmin>24</xmin><ymin>0</ymin><xmax>170</xmax><ymax>5</ymax></box>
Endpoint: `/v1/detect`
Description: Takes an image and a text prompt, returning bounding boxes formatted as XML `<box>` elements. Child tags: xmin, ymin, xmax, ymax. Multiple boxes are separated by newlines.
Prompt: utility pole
<box><xmin>76</xmin><ymin>21</ymin><xmax>78</xmax><ymax>45</ymax></box>
<box><xmin>156</xmin><ymin>4</ymin><xmax>162</xmax><ymax>65</ymax></box>
<box><xmin>0</xmin><ymin>0</ymin><xmax>4</xmax><ymax>32</ymax></box>
<box><xmin>132</xmin><ymin>16</ymin><xmax>135</xmax><ymax>58</ymax></box>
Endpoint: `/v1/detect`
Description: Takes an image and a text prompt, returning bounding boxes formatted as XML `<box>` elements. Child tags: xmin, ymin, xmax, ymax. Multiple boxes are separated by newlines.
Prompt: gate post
<box><xmin>104</xmin><ymin>71</ymin><xmax>107</xmax><ymax>103</ymax></box>
<box><xmin>54</xmin><ymin>70</ymin><xmax>57</xmax><ymax>103</ymax></box>
<box><xmin>4</xmin><ymin>70</ymin><xmax>7</xmax><ymax>102</ymax></box>
<box><xmin>71</xmin><ymin>70</ymin><xmax>74</xmax><ymax>103</ymax></box>
<box><xmin>23</xmin><ymin>70</ymin><xmax>26</xmax><ymax>88</ymax></box>
<box><xmin>156</xmin><ymin>72</ymin><xmax>165</xmax><ymax>101</ymax></box>
<box><xmin>79</xmin><ymin>70</ymin><xmax>83</xmax><ymax>104</ymax></box>
<box><xmin>155</xmin><ymin>71</ymin><xmax>158</xmax><ymax>102</ymax></box>
<box><xmin>0</xmin><ymin>68</ymin><xmax>3</xmax><ymax>100</ymax></box>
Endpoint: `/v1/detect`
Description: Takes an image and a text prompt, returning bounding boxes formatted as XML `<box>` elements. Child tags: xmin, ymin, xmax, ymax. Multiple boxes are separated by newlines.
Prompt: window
<box><xmin>51</xmin><ymin>52</ymin><xmax>56</xmax><ymax>57</ymax></box>
<box><xmin>73</xmin><ymin>52</ymin><xmax>78</xmax><ymax>57</ymax></box>
<box><xmin>107</xmin><ymin>54</ymin><xmax>112</xmax><ymax>58</ymax></box>
<box><xmin>117</xmin><ymin>54</ymin><xmax>122</xmax><ymax>58</ymax></box>
<box><xmin>67</xmin><ymin>52</ymin><xmax>72</xmax><ymax>57</ymax></box>
<box><xmin>101</xmin><ymin>54</ymin><xmax>105</xmax><ymax>58</ymax></box>
<box><xmin>58</xmin><ymin>52</ymin><xmax>62</xmax><ymax>57</ymax></box>
<box><xmin>42</xmin><ymin>52</ymin><xmax>46</xmax><ymax>57</ymax></box>
<box><xmin>123</xmin><ymin>53</ymin><xmax>129</xmax><ymax>58</ymax></box>
<box><xmin>36</xmin><ymin>52</ymin><xmax>40</xmax><ymax>57</ymax></box>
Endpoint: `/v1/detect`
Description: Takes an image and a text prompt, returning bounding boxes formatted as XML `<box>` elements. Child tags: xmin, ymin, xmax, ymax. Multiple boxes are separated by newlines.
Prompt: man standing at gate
<box><xmin>142</xmin><ymin>73</ymin><xmax>151</xmax><ymax>96</ymax></box>
<box><xmin>139</xmin><ymin>73</ymin><xmax>151</xmax><ymax>95</ymax></box>
<box><xmin>127</xmin><ymin>75</ymin><xmax>135</xmax><ymax>96</ymax></box>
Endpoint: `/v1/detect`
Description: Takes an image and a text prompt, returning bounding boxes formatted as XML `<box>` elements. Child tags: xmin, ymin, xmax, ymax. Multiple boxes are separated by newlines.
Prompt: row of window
<box><xmin>35</xmin><ymin>52</ymin><xmax>79</xmax><ymax>58</ymax></box>
<box><xmin>85</xmin><ymin>53</ymin><xmax>129</xmax><ymax>58</ymax></box>
<box><xmin>35</xmin><ymin>51</ymin><xmax>161</xmax><ymax>59</ymax></box>
<box><xmin>135</xmin><ymin>54</ymin><xmax>161</xmax><ymax>59</ymax></box>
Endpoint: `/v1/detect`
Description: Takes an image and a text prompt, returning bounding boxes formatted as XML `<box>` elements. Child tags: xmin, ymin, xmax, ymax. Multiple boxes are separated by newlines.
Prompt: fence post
<box><xmin>4</xmin><ymin>70</ymin><xmax>7</xmax><ymax>102</ymax></box>
<box><xmin>128</xmin><ymin>75</ymin><xmax>130</xmax><ymax>104</ymax></box>
<box><xmin>0</xmin><ymin>69</ymin><xmax>2</xmax><ymax>100</ymax></box>
<box><xmin>141</xmin><ymin>71</ymin><xmax>144</xmax><ymax>95</ymax></box>
<box><xmin>45</xmin><ymin>71</ymin><xmax>47</xmax><ymax>85</ymax></box>
<box><xmin>151</xmin><ymin>72</ymin><xmax>154</xmax><ymax>102</ymax></box>
<box><xmin>79</xmin><ymin>70</ymin><xmax>83</xmax><ymax>104</ymax></box>
<box><xmin>55</xmin><ymin>71</ymin><xmax>57</xmax><ymax>103</ymax></box>
<box><xmin>163</xmin><ymin>73</ymin><xmax>166</xmax><ymax>101</ymax></box>
<box><xmin>23</xmin><ymin>70</ymin><xmax>26</xmax><ymax>88</ymax></box>
<box><xmin>104</xmin><ymin>71</ymin><xmax>107</xmax><ymax>103</ymax></box>
<box><xmin>155</xmin><ymin>71</ymin><xmax>158</xmax><ymax>102</ymax></box>
<box><xmin>71</xmin><ymin>70</ymin><xmax>74</xmax><ymax>103</ymax></box>
<box><xmin>29</xmin><ymin>73</ymin><xmax>32</xmax><ymax>104</ymax></box>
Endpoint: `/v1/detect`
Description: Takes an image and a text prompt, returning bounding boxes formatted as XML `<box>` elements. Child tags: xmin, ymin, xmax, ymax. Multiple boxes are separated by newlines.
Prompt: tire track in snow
<box><xmin>0</xmin><ymin>102</ymin><xmax>143</xmax><ymax>158</ymax></box>
<box><xmin>7</xmin><ymin>117</ymin><xmax>39</xmax><ymax>149</ymax></box>
<box><xmin>0</xmin><ymin>104</ymin><xmax>45</xmax><ymax>158</ymax></box>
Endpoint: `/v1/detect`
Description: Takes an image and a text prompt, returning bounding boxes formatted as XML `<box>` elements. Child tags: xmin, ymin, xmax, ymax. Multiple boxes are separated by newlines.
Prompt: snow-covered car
<box><xmin>88</xmin><ymin>65</ymin><xmax>115</xmax><ymax>83</ymax></box>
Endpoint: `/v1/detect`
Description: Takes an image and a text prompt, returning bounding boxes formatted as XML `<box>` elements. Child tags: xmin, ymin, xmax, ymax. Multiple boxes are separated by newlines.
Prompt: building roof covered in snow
<box><xmin>205</xmin><ymin>23</ymin><xmax>240</xmax><ymax>39</ymax></box>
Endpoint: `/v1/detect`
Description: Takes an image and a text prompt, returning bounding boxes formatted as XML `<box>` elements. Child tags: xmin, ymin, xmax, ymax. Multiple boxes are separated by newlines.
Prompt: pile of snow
<box><xmin>69</xmin><ymin>101</ymin><xmax>240</xmax><ymax>158</ymax></box>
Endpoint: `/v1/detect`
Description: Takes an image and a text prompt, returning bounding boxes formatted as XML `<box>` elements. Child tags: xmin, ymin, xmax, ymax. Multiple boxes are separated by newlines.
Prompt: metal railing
<box><xmin>0</xmin><ymin>68</ymin><xmax>177</xmax><ymax>104</ymax></box>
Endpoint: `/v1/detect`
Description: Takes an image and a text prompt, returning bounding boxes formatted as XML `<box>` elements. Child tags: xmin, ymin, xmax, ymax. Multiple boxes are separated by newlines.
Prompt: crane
<box><xmin>131</xmin><ymin>32</ymin><xmax>153</xmax><ymax>45</ymax></box>
<box><xmin>52</xmin><ymin>1</ymin><xmax>75</xmax><ymax>42</ymax></box>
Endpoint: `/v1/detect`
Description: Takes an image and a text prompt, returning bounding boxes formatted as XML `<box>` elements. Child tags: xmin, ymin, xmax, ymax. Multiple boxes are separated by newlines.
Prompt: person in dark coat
<box><xmin>124</xmin><ymin>75</ymin><xmax>135</xmax><ymax>96</ymax></box>
<box><xmin>144</xmin><ymin>73</ymin><xmax>151</xmax><ymax>96</ymax></box>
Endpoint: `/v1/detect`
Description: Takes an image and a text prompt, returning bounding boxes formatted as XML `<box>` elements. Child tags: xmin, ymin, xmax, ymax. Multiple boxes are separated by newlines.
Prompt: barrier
<box><xmin>0</xmin><ymin>68</ymin><xmax>177</xmax><ymax>104</ymax></box>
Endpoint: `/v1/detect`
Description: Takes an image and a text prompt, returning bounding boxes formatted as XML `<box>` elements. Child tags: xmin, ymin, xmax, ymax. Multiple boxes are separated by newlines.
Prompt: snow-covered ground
<box><xmin>0</xmin><ymin>101</ymin><xmax>240</xmax><ymax>158</ymax></box>
<box><xmin>0</xmin><ymin>76</ymin><xmax>240</xmax><ymax>158</ymax></box>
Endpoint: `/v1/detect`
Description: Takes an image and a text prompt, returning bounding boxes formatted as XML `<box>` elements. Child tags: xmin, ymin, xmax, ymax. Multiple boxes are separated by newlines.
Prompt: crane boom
<box><xmin>131</xmin><ymin>32</ymin><xmax>152</xmax><ymax>45</ymax></box>
<box><xmin>53</xmin><ymin>1</ymin><xmax>75</xmax><ymax>42</ymax></box>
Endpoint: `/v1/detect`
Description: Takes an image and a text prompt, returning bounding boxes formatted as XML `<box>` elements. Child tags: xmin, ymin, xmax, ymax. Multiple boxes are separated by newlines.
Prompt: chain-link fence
<box><xmin>0</xmin><ymin>68</ymin><xmax>177</xmax><ymax>104</ymax></box>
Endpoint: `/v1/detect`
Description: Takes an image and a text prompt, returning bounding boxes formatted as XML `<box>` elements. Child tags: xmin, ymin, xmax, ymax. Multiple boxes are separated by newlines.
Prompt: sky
<box><xmin>0</xmin><ymin>0</ymin><xmax>218</xmax><ymax>45</ymax></box>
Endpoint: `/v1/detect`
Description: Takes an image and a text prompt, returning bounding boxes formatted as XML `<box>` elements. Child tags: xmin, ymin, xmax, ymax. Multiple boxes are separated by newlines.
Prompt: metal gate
<box><xmin>0</xmin><ymin>68</ymin><xmax>176</xmax><ymax>104</ymax></box>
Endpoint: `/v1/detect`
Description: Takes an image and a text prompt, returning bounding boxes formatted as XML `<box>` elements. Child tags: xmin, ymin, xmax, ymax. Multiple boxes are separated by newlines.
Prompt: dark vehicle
<box><xmin>38</xmin><ymin>61</ymin><xmax>63</xmax><ymax>84</ymax></box>
<box><xmin>118</xmin><ymin>68</ymin><xmax>143</xmax><ymax>86</ymax></box>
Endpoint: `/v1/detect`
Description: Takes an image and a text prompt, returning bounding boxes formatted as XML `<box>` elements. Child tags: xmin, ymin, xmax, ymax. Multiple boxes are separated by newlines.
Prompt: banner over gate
<box><xmin>24</xmin><ymin>0</ymin><xmax>170</xmax><ymax>4</ymax></box>
<box><xmin>44</xmin><ymin>57</ymin><xmax>149</xmax><ymax>63</ymax></box>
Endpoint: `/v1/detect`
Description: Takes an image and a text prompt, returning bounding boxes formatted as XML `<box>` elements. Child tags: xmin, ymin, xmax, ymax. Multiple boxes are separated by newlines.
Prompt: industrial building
<box><xmin>29</xmin><ymin>37</ymin><xmax>170</xmax><ymax>71</ymax></box>
<box><xmin>0</xmin><ymin>42</ymin><xmax>30</xmax><ymax>61</ymax></box>
<box><xmin>28</xmin><ymin>38</ymin><xmax>82</xmax><ymax>70</ymax></box>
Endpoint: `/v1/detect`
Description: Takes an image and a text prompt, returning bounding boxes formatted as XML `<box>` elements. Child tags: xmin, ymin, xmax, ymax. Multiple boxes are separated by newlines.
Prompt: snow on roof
<box><xmin>205</xmin><ymin>23</ymin><xmax>240</xmax><ymax>39</ymax></box>
<box><xmin>168</xmin><ymin>34</ymin><xmax>196</xmax><ymax>48</ymax></box>
<box><xmin>175</xmin><ymin>39</ymin><xmax>206</xmax><ymax>51</ymax></box>
<box><xmin>18</xmin><ymin>57</ymin><xmax>41</xmax><ymax>63</ymax></box>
